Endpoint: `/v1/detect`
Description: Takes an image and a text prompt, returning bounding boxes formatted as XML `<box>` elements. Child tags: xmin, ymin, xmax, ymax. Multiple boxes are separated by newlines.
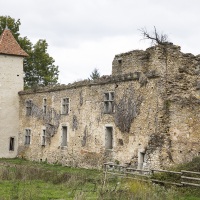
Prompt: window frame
<box><xmin>26</xmin><ymin>100</ymin><xmax>32</xmax><ymax>116</ymax></box>
<box><xmin>105</xmin><ymin>126</ymin><xmax>113</xmax><ymax>150</ymax></box>
<box><xmin>61</xmin><ymin>97</ymin><xmax>70</xmax><ymax>115</ymax></box>
<box><xmin>25</xmin><ymin>129</ymin><xmax>31</xmax><ymax>145</ymax></box>
<box><xmin>104</xmin><ymin>92</ymin><xmax>114</xmax><ymax>114</ymax></box>
<box><xmin>61</xmin><ymin>126</ymin><xmax>68</xmax><ymax>147</ymax></box>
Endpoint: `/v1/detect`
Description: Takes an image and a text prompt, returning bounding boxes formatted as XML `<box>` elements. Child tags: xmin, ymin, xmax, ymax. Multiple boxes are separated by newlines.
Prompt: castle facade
<box><xmin>1</xmin><ymin>29</ymin><xmax>200</xmax><ymax>169</ymax></box>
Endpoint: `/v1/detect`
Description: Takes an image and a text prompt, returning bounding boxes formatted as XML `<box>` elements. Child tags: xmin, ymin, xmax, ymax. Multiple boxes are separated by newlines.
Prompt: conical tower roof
<box><xmin>0</xmin><ymin>29</ymin><xmax>28</xmax><ymax>57</ymax></box>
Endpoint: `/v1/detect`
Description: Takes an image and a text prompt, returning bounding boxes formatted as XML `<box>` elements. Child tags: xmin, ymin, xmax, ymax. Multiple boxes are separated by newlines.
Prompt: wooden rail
<box><xmin>103</xmin><ymin>162</ymin><xmax>200</xmax><ymax>187</ymax></box>
<box><xmin>152</xmin><ymin>169</ymin><xmax>182</xmax><ymax>174</ymax></box>
<box><xmin>181</xmin><ymin>176</ymin><xmax>200</xmax><ymax>181</ymax></box>
<box><xmin>181</xmin><ymin>182</ymin><xmax>200</xmax><ymax>187</ymax></box>
<box><xmin>181</xmin><ymin>170</ymin><xmax>200</xmax><ymax>175</ymax></box>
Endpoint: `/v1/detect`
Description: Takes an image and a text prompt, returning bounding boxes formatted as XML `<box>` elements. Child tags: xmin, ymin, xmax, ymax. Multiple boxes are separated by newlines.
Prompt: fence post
<box><xmin>103</xmin><ymin>163</ymin><xmax>108</xmax><ymax>189</ymax></box>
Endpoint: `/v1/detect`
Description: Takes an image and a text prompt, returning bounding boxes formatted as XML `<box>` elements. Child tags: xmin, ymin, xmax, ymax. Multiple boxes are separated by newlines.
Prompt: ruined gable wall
<box><xmin>112</xmin><ymin>45</ymin><xmax>170</xmax><ymax>77</ymax></box>
<box><xmin>162</xmin><ymin>47</ymin><xmax>200</xmax><ymax>166</ymax></box>
<box><xmin>112</xmin><ymin>44</ymin><xmax>200</xmax><ymax>168</ymax></box>
<box><xmin>135</xmin><ymin>44</ymin><xmax>200</xmax><ymax>168</ymax></box>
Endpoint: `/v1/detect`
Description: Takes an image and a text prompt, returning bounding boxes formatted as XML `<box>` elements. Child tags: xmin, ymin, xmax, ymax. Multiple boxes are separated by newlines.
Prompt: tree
<box><xmin>89</xmin><ymin>68</ymin><xmax>100</xmax><ymax>80</ymax></box>
<box><xmin>139</xmin><ymin>26</ymin><xmax>169</xmax><ymax>45</ymax></box>
<box><xmin>0</xmin><ymin>16</ymin><xmax>59</xmax><ymax>88</ymax></box>
<box><xmin>24</xmin><ymin>40</ymin><xmax>59</xmax><ymax>86</ymax></box>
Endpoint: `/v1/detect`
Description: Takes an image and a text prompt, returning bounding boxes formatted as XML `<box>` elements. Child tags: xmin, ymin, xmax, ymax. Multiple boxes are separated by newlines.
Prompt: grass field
<box><xmin>0</xmin><ymin>158</ymin><xmax>199</xmax><ymax>200</ymax></box>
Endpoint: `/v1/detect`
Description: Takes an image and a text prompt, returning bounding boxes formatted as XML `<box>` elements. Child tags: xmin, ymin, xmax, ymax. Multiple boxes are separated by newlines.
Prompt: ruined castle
<box><xmin>0</xmin><ymin>28</ymin><xmax>200</xmax><ymax>169</ymax></box>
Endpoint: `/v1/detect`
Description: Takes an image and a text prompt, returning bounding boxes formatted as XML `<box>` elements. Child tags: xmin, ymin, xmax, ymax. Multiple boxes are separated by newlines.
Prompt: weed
<box><xmin>0</xmin><ymin>158</ymin><xmax>199</xmax><ymax>199</ymax></box>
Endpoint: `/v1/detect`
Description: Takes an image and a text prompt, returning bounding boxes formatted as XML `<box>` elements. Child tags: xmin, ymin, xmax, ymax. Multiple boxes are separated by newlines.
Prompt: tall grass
<box><xmin>0</xmin><ymin>158</ymin><xmax>199</xmax><ymax>199</ymax></box>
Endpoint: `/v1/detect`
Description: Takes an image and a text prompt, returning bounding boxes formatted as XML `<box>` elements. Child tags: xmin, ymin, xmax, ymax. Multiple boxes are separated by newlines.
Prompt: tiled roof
<box><xmin>0</xmin><ymin>29</ymin><xmax>28</xmax><ymax>57</ymax></box>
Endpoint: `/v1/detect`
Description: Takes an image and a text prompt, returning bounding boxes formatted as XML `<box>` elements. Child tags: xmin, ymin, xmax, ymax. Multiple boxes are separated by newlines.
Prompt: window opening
<box><xmin>25</xmin><ymin>129</ymin><xmax>31</xmax><ymax>145</ymax></box>
<box><xmin>26</xmin><ymin>100</ymin><xmax>32</xmax><ymax>116</ymax></box>
<box><xmin>43</xmin><ymin>98</ymin><xmax>47</xmax><ymax>115</ymax></box>
<box><xmin>9</xmin><ymin>137</ymin><xmax>14</xmax><ymax>151</ymax></box>
<box><xmin>41</xmin><ymin>129</ymin><xmax>46</xmax><ymax>146</ymax></box>
<box><xmin>117</xmin><ymin>58</ymin><xmax>122</xmax><ymax>64</ymax></box>
<box><xmin>104</xmin><ymin>92</ymin><xmax>114</xmax><ymax>114</ymax></box>
<box><xmin>105</xmin><ymin>127</ymin><xmax>113</xmax><ymax>149</ymax></box>
<box><xmin>62</xmin><ymin>98</ymin><xmax>69</xmax><ymax>114</ymax></box>
<box><xmin>61</xmin><ymin>126</ymin><xmax>68</xmax><ymax>146</ymax></box>
<box><xmin>138</xmin><ymin>151</ymin><xmax>146</xmax><ymax>169</ymax></box>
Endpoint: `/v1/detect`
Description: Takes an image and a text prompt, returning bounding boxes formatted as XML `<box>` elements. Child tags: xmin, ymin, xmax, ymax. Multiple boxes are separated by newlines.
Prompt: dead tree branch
<box><xmin>139</xmin><ymin>26</ymin><xmax>169</xmax><ymax>45</ymax></box>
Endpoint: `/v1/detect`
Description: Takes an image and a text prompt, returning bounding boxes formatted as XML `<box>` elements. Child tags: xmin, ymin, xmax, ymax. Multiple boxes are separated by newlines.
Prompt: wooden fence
<box><xmin>103</xmin><ymin>162</ymin><xmax>200</xmax><ymax>187</ymax></box>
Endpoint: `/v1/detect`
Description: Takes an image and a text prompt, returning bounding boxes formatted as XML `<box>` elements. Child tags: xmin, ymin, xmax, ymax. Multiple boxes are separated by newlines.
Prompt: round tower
<box><xmin>0</xmin><ymin>28</ymin><xmax>28</xmax><ymax>157</ymax></box>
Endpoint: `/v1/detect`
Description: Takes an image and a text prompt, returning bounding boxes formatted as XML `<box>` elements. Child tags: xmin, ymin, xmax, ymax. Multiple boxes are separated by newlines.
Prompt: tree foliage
<box><xmin>0</xmin><ymin>16</ymin><xmax>59</xmax><ymax>88</ymax></box>
<box><xmin>139</xmin><ymin>26</ymin><xmax>169</xmax><ymax>45</ymax></box>
<box><xmin>89</xmin><ymin>68</ymin><xmax>100</xmax><ymax>80</ymax></box>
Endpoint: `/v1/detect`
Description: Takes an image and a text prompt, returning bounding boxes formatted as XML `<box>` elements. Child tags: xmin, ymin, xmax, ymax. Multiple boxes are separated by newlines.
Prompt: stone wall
<box><xmin>0</xmin><ymin>55</ymin><xmax>24</xmax><ymax>158</ymax></box>
<box><xmin>18</xmin><ymin>43</ymin><xmax>200</xmax><ymax>169</ymax></box>
<box><xmin>18</xmin><ymin>73</ymin><xmax>161</xmax><ymax>169</ymax></box>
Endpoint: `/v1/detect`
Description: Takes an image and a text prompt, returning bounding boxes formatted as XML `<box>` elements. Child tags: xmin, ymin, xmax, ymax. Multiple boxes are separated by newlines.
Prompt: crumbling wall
<box><xmin>18</xmin><ymin>69</ymin><xmax>160</xmax><ymax>168</ymax></box>
<box><xmin>18</xmin><ymin>44</ymin><xmax>200</xmax><ymax>169</ymax></box>
<box><xmin>112</xmin><ymin>50</ymin><xmax>150</xmax><ymax>75</ymax></box>
<box><xmin>158</xmin><ymin>47</ymin><xmax>200</xmax><ymax>167</ymax></box>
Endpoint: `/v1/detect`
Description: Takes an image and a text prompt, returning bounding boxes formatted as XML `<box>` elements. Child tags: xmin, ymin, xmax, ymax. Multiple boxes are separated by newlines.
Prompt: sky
<box><xmin>1</xmin><ymin>0</ymin><xmax>200</xmax><ymax>84</ymax></box>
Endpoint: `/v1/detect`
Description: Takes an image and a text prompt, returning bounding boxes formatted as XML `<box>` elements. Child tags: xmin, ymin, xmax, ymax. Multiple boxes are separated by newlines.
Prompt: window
<box><xmin>62</xmin><ymin>98</ymin><xmax>69</xmax><ymax>114</ymax></box>
<box><xmin>41</xmin><ymin>129</ymin><xmax>46</xmax><ymax>146</ymax></box>
<box><xmin>104</xmin><ymin>92</ymin><xmax>114</xmax><ymax>114</ymax></box>
<box><xmin>105</xmin><ymin>127</ymin><xmax>113</xmax><ymax>149</ymax></box>
<box><xmin>43</xmin><ymin>98</ymin><xmax>47</xmax><ymax>115</ymax></box>
<box><xmin>26</xmin><ymin>100</ymin><xmax>32</xmax><ymax>116</ymax></box>
<box><xmin>9</xmin><ymin>137</ymin><xmax>14</xmax><ymax>151</ymax></box>
<box><xmin>25</xmin><ymin>129</ymin><xmax>31</xmax><ymax>145</ymax></box>
<box><xmin>138</xmin><ymin>150</ymin><xmax>147</xmax><ymax>169</ymax></box>
<box><xmin>117</xmin><ymin>58</ymin><xmax>122</xmax><ymax>64</ymax></box>
<box><xmin>61</xmin><ymin>126</ymin><xmax>68</xmax><ymax>146</ymax></box>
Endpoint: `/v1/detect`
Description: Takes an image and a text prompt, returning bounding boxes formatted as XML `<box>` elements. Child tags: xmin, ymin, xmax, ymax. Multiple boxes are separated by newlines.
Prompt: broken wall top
<box><xmin>112</xmin><ymin>43</ymin><xmax>183</xmax><ymax>76</ymax></box>
<box><xmin>19</xmin><ymin>43</ymin><xmax>200</xmax><ymax>101</ymax></box>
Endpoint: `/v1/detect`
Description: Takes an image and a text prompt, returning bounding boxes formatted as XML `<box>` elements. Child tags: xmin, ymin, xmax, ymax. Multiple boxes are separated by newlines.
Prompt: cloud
<box><xmin>1</xmin><ymin>0</ymin><xmax>200</xmax><ymax>84</ymax></box>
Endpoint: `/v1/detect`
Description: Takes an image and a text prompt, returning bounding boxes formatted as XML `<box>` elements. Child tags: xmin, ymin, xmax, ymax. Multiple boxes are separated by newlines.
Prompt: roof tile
<box><xmin>0</xmin><ymin>29</ymin><xmax>28</xmax><ymax>57</ymax></box>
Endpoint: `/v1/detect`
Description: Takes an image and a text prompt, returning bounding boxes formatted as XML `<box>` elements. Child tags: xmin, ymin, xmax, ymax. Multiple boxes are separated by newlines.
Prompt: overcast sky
<box><xmin>1</xmin><ymin>0</ymin><xmax>200</xmax><ymax>84</ymax></box>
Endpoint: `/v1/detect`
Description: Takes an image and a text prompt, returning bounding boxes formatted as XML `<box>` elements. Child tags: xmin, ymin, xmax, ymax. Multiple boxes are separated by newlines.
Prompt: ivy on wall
<box><xmin>114</xmin><ymin>88</ymin><xmax>143</xmax><ymax>133</ymax></box>
<box><xmin>27</xmin><ymin>102</ymin><xmax>61</xmax><ymax>139</ymax></box>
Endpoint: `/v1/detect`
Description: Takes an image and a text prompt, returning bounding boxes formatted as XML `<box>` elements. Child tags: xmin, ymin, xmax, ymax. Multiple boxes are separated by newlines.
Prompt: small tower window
<box><xmin>117</xmin><ymin>58</ymin><xmax>122</xmax><ymax>64</ymax></box>
<box><xmin>9</xmin><ymin>137</ymin><xmax>15</xmax><ymax>151</ymax></box>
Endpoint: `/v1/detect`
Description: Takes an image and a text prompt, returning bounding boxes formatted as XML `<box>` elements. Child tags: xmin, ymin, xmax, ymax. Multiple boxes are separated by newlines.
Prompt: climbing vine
<box><xmin>114</xmin><ymin>88</ymin><xmax>143</xmax><ymax>133</ymax></box>
<box><xmin>26</xmin><ymin>101</ymin><xmax>61</xmax><ymax>139</ymax></box>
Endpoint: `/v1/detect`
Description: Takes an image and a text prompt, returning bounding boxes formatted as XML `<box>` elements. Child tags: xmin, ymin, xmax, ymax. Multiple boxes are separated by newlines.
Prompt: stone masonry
<box><xmin>0</xmin><ymin>28</ymin><xmax>27</xmax><ymax>158</ymax></box>
<box><xmin>17</xmin><ymin>42</ymin><xmax>200</xmax><ymax>169</ymax></box>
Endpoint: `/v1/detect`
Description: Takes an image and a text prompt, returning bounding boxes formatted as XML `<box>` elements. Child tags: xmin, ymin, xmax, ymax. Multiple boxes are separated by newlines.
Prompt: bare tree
<box><xmin>139</xmin><ymin>26</ymin><xmax>169</xmax><ymax>45</ymax></box>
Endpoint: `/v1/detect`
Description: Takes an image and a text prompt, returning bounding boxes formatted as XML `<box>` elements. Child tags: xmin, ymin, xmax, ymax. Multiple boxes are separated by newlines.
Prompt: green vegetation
<box><xmin>0</xmin><ymin>158</ymin><xmax>199</xmax><ymax>199</ymax></box>
<box><xmin>151</xmin><ymin>157</ymin><xmax>200</xmax><ymax>199</ymax></box>
<box><xmin>174</xmin><ymin>157</ymin><xmax>200</xmax><ymax>172</ymax></box>
<box><xmin>89</xmin><ymin>68</ymin><xmax>100</xmax><ymax>80</ymax></box>
<box><xmin>0</xmin><ymin>16</ymin><xmax>59</xmax><ymax>88</ymax></box>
